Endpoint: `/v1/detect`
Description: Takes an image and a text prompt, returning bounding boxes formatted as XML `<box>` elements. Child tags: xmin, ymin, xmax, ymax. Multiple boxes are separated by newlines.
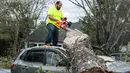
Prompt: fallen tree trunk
<box><xmin>63</xmin><ymin>29</ymin><xmax>107</xmax><ymax>73</ymax></box>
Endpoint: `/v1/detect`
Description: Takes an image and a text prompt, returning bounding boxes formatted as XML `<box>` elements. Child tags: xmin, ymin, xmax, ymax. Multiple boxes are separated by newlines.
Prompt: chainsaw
<box><xmin>57</xmin><ymin>17</ymin><xmax>72</xmax><ymax>31</ymax></box>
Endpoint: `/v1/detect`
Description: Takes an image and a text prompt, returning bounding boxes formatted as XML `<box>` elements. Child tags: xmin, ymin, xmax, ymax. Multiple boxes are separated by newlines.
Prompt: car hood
<box><xmin>107</xmin><ymin>61</ymin><xmax>130</xmax><ymax>72</ymax></box>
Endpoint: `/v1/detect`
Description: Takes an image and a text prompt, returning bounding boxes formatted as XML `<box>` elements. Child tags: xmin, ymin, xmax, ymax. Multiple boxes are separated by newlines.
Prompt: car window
<box><xmin>20</xmin><ymin>49</ymin><xmax>45</xmax><ymax>63</ymax></box>
<box><xmin>28</xmin><ymin>51</ymin><xmax>44</xmax><ymax>62</ymax></box>
<box><xmin>19</xmin><ymin>50</ymin><xmax>29</xmax><ymax>60</ymax></box>
<box><xmin>46</xmin><ymin>49</ymin><xmax>63</xmax><ymax>66</ymax></box>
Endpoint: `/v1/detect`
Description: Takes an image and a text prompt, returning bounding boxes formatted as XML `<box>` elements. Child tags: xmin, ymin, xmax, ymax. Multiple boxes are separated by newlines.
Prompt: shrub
<box><xmin>0</xmin><ymin>57</ymin><xmax>11</xmax><ymax>69</ymax></box>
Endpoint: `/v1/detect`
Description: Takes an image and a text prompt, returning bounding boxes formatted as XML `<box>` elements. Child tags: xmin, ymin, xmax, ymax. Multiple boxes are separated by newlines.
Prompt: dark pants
<box><xmin>45</xmin><ymin>23</ymin><xmax>59</xmax><ymax>46</ymax></box>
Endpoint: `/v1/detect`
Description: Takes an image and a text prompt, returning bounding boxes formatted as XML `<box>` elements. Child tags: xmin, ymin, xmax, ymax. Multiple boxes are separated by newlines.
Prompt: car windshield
<box><xmin>20</xmin><ymin>49</ymin><xmax>45</xmax><ymax>63</ymax></box>
<box><xmin>55</xmin><ymin>48</ymin><xmax>69</xmax><ymax>58</ymax></box>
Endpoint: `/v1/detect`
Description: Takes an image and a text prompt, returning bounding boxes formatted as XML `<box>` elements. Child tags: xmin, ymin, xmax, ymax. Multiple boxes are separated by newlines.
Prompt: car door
<box><xmin>11</xmin><ymin>50</ymin><xmax>29</xmax><ymax>73</ymax></box>
<box><xmin>17</xmin><ymin>49</ymin><xmax>46</xmax><ymax>73</ymax></box>
<box><xmin>42</xmin><ymin>48</ymin><xmax>70</xmax><ymax>73</ymax></box>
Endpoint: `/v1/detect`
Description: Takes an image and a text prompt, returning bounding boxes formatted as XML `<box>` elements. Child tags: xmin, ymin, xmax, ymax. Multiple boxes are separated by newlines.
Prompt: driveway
<box><xmin>0</xmin><ymin>69</ymin><xmax>10</xmax><ymax>73</ymax></box>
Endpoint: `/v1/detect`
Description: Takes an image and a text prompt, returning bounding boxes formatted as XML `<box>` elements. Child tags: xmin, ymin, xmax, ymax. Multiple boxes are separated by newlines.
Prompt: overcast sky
<box><xmin>61</xmin><ymin>0</ymin><xmax>85</xmax><ymax>22</ymax></box>
<box><xmin>40</xmin><ymin>0</ymin><xmax>85</xmax><ymax>23</ymax></box>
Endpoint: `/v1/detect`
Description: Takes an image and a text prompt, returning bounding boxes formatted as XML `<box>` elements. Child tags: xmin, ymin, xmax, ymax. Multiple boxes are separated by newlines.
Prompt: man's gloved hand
<box><xmin>56</xmin><ymin>19</ymin><xmax>67</xmax><ymax>29</ymax></box>
<box><xmin>56</xmin><ymin>20</ymin><xmax>61</xmax><ymax>24</ymax></box>
<box><xmin>56</xmin><ymin>20</ymin><xmax>62</xmax><ymax>27</ymax></box>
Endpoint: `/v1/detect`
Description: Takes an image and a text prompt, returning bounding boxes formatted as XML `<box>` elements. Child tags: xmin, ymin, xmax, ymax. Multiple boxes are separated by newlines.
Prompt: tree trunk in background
<box><xmin>69</xmin><ymin>0</ymin><xmax>130</xmax><ymax>55</ymax></box>
<box><xmin>63</xmin><ymin>29</ymin><xmax>107</xmax><ymax>73</ymax></box>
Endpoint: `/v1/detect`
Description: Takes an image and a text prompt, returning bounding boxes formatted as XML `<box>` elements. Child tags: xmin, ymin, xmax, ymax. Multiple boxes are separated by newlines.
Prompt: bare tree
<box><xmin>0</xmin><ymin>0</ymin><xmax>47</xmax><ymax>56</ymax></box>
<box><xmin>69</xmin><ymin>0</ymin><xmax>130</xmax><ymax>55</ymax></box>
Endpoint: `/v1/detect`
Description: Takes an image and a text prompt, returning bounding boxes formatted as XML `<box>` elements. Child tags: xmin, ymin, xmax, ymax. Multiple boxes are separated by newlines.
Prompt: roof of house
<box><xmin>26</xmin><ymin>21</ymin><xmax>83</xmax><ymax>42</ymax></box>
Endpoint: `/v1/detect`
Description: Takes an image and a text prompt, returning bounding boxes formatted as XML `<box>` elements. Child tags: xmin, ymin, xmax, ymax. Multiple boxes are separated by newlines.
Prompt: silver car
<box><xmin>11</xmin><ymin>46</ymin><xmax>130</xmax><ymax>73</ymax></box>
<box><xmin>11</xmin><ymin>46</ymin><xmax>71</xmax><ymax>73</ymax></box>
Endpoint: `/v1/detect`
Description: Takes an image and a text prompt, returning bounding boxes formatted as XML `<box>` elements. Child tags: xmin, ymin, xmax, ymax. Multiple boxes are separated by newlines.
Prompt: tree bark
<box><xmin>63</xmin><ymin>29</ymin><xmax>107</xmax><ymax>73</ymax></box>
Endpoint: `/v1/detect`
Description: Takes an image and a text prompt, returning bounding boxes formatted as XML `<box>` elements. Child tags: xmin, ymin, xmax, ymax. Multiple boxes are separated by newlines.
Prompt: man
<box><xmin>45</xmin><ymin>1</ymin><xmax>65</xmax><ymax>46</ymax></box>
